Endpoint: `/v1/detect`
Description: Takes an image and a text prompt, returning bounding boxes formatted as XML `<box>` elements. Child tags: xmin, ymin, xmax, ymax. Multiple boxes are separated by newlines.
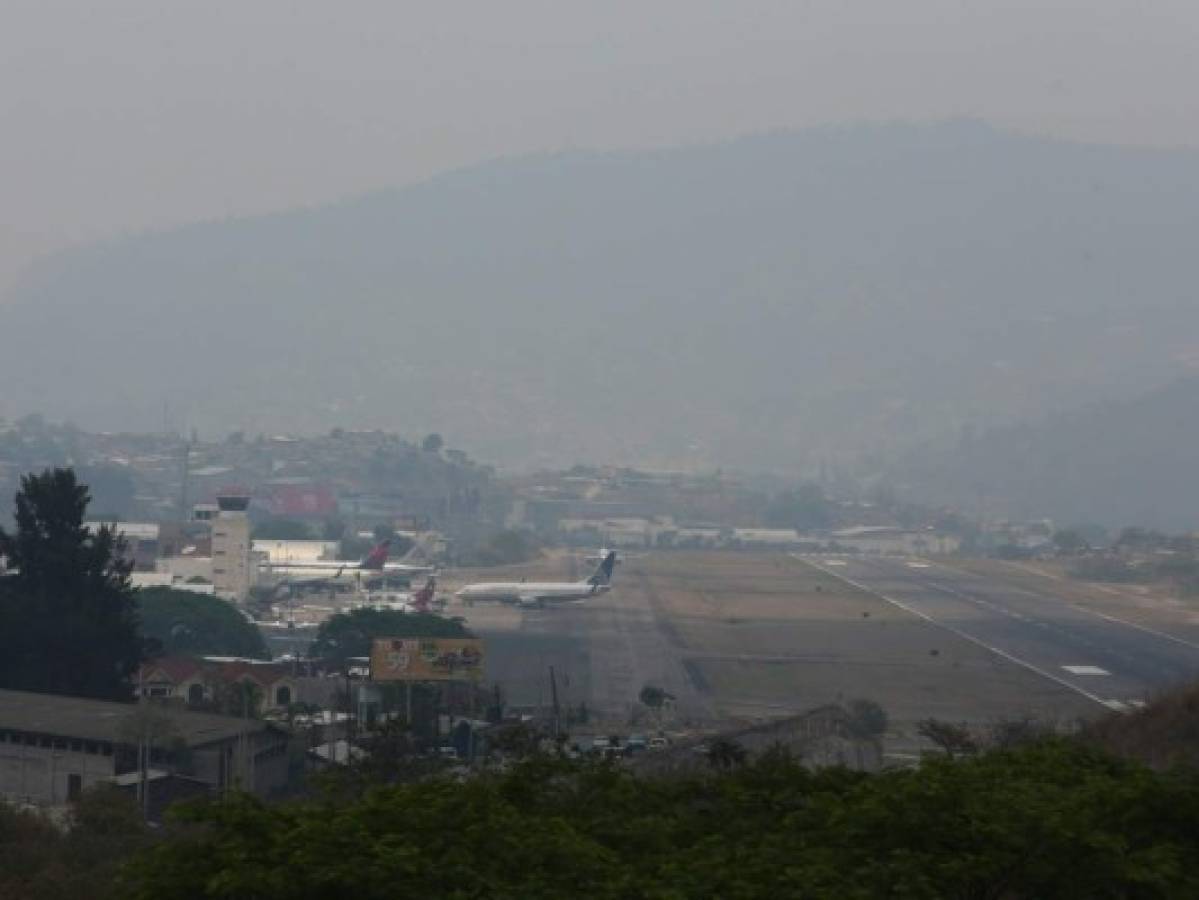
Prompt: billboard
<box><xmin>370</xmin><ymin>637</ymin><xmax>485</xmax><ymax>682</ymax></box>
<box><xmin>261</xmin><ymin>483</ymin><xmax>338</xmax><ymax>518</ymax></box>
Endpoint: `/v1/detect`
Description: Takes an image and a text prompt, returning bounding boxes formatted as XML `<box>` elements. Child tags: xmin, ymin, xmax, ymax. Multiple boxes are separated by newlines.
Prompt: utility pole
<box><xmin>137</xmin><ymin>666</ymin><xmax>149</xmax><ymax>822</ymax></box>
<box><xmin>178</xmin><ymin>438</ymin><xmax>192</xmax><ymax>524</ymax></box>
<box><xmin>549</xmin><ymin>666</ymin><xmax>561</xmax><ymax>741</ymax></box>
<box><xmin>345</xmin><ymin>672</ymin><xmax>356</xmax><ymax>755</ymax></box>
<box><xmin>467</xmin><ymin>683</ymin><xmax>477</xmax><ymax>764</ymax></box>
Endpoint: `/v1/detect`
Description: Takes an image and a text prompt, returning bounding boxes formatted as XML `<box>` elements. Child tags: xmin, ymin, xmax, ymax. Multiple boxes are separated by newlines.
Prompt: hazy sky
<box><xmin>3</xmin><ymin>0</ymin><xmax>1198</xmax><ymax>297</ymax></box>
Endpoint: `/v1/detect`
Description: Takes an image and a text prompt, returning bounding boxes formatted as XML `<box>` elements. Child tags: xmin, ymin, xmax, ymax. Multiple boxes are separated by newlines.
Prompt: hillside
<box><xmin>4</xmin><ymin>121</ymin><xmax>1199</xmax><ymax>470</ymax></box>
<box><xmin>891</xmin><ymin>375</ymin><xmax>1199</xmax><ymax>530</ymax></box>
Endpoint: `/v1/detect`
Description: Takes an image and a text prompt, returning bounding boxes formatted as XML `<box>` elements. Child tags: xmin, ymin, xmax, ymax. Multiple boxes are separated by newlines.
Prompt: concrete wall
<box><xmin>1</xmin><ymin>725</ymin><xmax>290</xmax><ymax>807</ymax></box>
<box><xmin>0</xmin><ymin>732</ymin><xmax>117</xmax><ymax>806</ymax></box>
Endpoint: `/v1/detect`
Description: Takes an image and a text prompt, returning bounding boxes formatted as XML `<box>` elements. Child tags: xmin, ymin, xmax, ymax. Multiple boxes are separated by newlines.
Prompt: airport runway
<box><xmin>811</xmin><ymin>556</ymin><xmax>1199</xmax><ymax>712</ymax></box>
<box><xmin>470</xmin><ymin>552</ymin><xmax>1113</xmax><ymax>730</ymax></box>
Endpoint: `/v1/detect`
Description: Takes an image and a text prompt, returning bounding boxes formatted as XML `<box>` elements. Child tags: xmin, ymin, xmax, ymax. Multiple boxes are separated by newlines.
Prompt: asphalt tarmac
<box><xmin>812</xmin><ymin>556</ymin><xmax>1199</xmax><ymax>713</ymax></box>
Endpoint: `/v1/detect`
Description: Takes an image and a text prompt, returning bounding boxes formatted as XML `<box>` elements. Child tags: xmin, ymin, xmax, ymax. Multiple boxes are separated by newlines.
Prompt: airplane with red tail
<box><xmin>260</xmin><ymin>540</ymin><xmax>435</xmax><ymax>591</ymax></box>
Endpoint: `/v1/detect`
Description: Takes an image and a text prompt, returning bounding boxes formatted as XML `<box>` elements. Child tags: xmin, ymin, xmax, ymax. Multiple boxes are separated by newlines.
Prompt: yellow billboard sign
<box><xmin>370</xmin><ymin>637</ymin><xmax>485</xmax><ymax>682</ymax></box>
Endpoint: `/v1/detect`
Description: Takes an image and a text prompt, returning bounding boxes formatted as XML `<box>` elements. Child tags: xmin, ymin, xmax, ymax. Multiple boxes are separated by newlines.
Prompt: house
<box><xmin>138</xmin><ymin>657</ymin><xmax>301</xmax><ymax>713</ymax></box>
<box><xmin>0</xmin><ymin>688</ymin><xmax>290</xmax><ymax>808</ymax></box>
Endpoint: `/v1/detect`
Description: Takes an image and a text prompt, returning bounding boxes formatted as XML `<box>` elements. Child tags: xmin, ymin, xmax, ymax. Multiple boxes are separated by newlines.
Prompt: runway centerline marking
<box><xmin>1061</xmin><ymin>665</ymin><xmax>1110</xmax><ymax>675</ymax></box>
<box><xmin>914</xmin><ymin>572</ymin><xmax>1187</xmax><ymax>682</ymax></box>
<box><xmin>926</xmin><ymin>559</ymin><xmax>1199</xmax><ymax>654</ymax></box>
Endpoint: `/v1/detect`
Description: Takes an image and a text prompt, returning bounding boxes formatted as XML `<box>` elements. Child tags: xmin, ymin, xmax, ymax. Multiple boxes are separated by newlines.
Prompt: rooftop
<box><xmin>0</xmin><ymin>688</ymin><xmax>277</xmax><ymax>747</ymax></box>
<box><xmin>84</xmin><ymin>521</ymin><xmax>160</xmax><ymax>541</ymax></box>
<box><xmin>141</xmin><ymin>656</ymin><xmax>292</xmax><ymax>689</ymax></box>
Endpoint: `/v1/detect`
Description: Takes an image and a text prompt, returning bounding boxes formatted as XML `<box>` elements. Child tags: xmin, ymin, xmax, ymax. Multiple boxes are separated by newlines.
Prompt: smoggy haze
<box><xmin>3</xmin><ymin>0</ymin><xmax>1199</xmax><ymax>296</ymax></box>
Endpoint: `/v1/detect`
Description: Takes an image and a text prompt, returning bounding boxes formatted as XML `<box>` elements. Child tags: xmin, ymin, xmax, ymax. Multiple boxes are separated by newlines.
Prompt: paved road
<box><xmin>811</xmin><ymin>556</ymin><xmax>1199</xmax><ymax>711</ymax></box>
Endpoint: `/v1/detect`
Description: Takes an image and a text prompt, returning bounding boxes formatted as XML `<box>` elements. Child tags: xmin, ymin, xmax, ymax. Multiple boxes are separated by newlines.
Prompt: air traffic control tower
<box><xmin>211</xmin><ymin>490</ymin><xmax>254</xmax><ymax>602</ymax></box>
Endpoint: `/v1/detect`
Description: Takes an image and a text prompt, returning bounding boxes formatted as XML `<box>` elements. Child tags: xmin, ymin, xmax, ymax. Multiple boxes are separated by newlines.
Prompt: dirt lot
<box><xmin>639</xmin><ymin>553</ymin><xmax>1095</xmax><ymax>725</ymax></box>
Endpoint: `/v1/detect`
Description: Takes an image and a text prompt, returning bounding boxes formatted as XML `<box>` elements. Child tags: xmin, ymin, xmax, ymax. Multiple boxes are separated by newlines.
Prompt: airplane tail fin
<box><xmin>587</xmin><ymin>550</ymin><xmax>617</xmax><ymax>586</ymax></box>
<box><xmin>411</xmin><ymin>576</ymin><xmax>436</xmax><ymax>613</ymax></box>
<box><xmin>360</xmin><ymin>540</ymin><xmax>392</xmax><ymax>570</ymax></box>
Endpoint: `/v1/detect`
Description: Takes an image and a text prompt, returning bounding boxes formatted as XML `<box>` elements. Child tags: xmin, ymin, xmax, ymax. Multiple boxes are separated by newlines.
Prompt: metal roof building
<box><xmin>0</xmin><ymin>689</ymin><xmax>289</xmax><ymax>809</ymax></box>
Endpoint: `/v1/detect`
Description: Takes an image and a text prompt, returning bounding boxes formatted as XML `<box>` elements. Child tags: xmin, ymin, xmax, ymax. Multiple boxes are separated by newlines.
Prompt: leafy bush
<box><xmin>124</xmin><ymin>741</ymin><xmax>1199</xmax><ymax>899</ymax></box>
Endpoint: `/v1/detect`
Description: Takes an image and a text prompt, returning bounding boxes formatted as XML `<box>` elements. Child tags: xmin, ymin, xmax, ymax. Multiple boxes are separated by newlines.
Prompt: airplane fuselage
<box><xmin>456</xmin><ymin>581</ymin><xmax>610</xmax><ymax>606</ymax></box>
<box><xmin>261</xmin><ymin>561</ymin><xmax>433</xmax><ymax>578</ymax></box>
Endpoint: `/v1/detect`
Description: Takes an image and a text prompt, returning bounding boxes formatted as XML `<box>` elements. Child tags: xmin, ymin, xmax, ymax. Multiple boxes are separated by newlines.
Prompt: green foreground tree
<box><xmin>124</xmin><ymin>740</ymin><xmax>1199</xmax><ymax>899</ymax></box>
<box><xmin>0</xmin><ymin>468</ymin><xmax>144</xmax><ymax>700</ymax></box>
<box><xmin>1</xmin><ymin>785</ymin><xmax>149</xmax><ymax>900</ymax></box>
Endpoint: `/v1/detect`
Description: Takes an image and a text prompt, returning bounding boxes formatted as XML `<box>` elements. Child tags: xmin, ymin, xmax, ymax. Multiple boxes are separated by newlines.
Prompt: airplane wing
<box><xmin>515</xmin><ymin>586</ymin><xmax>601</xmax><ymax>607</ymax></box>
<box><xmin>516</xmin><ymin>592</ymin><xmax>560</xmax><ymax>608</ymax></box>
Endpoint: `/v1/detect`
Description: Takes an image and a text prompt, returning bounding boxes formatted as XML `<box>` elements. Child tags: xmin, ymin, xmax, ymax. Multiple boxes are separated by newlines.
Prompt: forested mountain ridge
<box><xmin>4</xmin><ymin>120</ymin><xmax>1199</xmax><ymax>471</ymax></box>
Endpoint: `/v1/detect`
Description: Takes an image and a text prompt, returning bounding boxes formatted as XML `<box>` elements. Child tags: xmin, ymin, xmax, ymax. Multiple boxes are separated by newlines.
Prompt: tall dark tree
<box><xmin>0</xmin><ymin>468</ymin><xmax>145</xmax><ymax>700</ymax></box>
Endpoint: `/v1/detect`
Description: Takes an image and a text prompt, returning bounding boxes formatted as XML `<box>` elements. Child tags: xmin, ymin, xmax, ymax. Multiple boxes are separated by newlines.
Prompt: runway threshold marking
<box><xmin>887</xmin><ymin>561</ymin><xmax>1195</xmax><ymax>685</ymax></box>
<box><xmin>794</xmin><ymin>555</ymin><xmax>1114</xmax><ymax>711</ymax></box>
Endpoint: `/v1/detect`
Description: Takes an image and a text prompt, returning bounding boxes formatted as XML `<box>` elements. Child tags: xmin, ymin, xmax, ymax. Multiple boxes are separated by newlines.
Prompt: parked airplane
<box><xmin>408</xmin><ymin>576</ymin><xmax>438</xmax><ymax>613</ymax></box>
<box><xmin>259</xmin><ymin>539</ymin><xmax>434</xmax><ymax>582</ymax></box>
<box><xmin>353</xmin><ymin>577</ymin><xmax>440</xmax><ymax>614</ymax></box>
<box><xmin>455</xmin><ymin>552</ymin><xmax>617</xmax><ymax>608</ymax></box>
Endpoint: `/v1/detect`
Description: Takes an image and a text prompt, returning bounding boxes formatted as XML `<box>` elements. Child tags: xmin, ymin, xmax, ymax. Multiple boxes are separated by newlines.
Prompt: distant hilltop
<box><xmin>890</xmin><ymin>374</ymin><xmax>1199</xmax><ymax>531</ymax></box>
<box><xmin>4</xmin><ymin>120</ymin><xmax>1199</xmax><ymax>475</ymax></box>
